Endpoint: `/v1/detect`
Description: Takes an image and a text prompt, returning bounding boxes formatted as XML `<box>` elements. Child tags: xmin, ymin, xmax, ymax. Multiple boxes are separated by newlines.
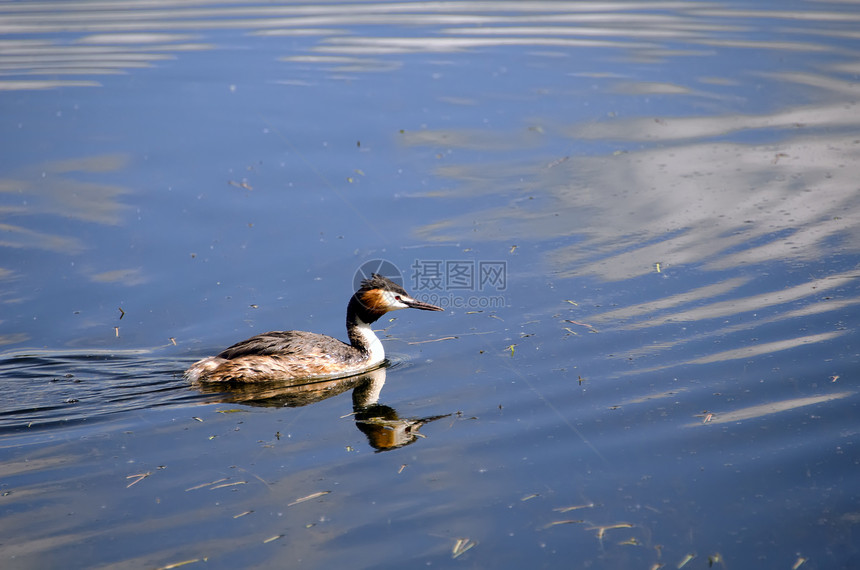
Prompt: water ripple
<box><xmin>2</xmin><ymin>1</ymin><xmax>858</xmax><ymax>88</ymax></box>
<box><xmin>0</xmin><ymin>350</ymin><xmax>194</xmax><ymax>435</ymax></box>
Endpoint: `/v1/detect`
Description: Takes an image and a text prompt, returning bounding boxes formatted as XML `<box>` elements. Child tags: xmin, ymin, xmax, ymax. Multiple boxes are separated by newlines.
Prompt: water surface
<box><xmin>1</xmin><ymin>1</ymin><xmax>859</xmax><ymax>568</ymax></box>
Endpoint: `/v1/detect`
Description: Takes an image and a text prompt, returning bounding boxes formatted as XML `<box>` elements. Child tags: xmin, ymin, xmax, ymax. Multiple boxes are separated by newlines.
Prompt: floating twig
<box><xmin>185</xmin><ymin>478</ymin><xmax>228</xmax><ymax>492</ymax></box>
<box><xmin>210</xmin><ymin>481</ymin><xmax>246</xmax><ymax>490</ymax></box>
<box><xmin>587</xmin><ymin>522</ymin><xmax>633</xmax><ymax>540</ymax></box>
<box><xmin>553</xmin><ymin>503</ymin><xmax>594</xmax><ymax>513</ymax></box>
<box><xmin>564</xmin><ymin>319</ymin><xmax>597</xmax><ymax>332</ymax></box>
<box><xmin>452</xmin><ymin>537</ymin><xmax>477</xmax><ymax>559</ymax></box>
<box><xmin>126</xmin><ymin>472</ymin><xmax>151</xmax><ymax>488</ymax></box>
<box><xmin>407</xmin><ymin>336</ymin><xmax>458</xmax><ymax>345</ymax></box>
<box><xmin>288</xmin><ymin>491</ymin><xmax>330</xmax><ymax>506</ymax></box>
<box><xmin>540</xmin><ymin>520</ymin><xmax>584</xmax><ymax>530</ymax></box>
<box><xmin>547</xmin><ymin>156</ymin><xmax>569</xmax><ymax>168</ymax></box>
<box><xmin>159</xmin><ymin>559</ymin><xmax>201</xmax><ymax>569</ymax></box>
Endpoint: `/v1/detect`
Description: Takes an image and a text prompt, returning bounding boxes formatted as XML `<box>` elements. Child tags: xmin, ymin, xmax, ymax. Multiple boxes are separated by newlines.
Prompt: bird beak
<box><xmin>403</xmin><ymin>296</ymin><xmax>444</xmax><ymax>311</ymax></box>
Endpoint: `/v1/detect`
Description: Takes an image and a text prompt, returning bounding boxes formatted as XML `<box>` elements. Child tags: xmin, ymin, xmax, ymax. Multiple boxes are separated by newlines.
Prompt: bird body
<box><xmin>185</xmin><ymin>274</ymin><xmax>442</xmax><ymax>383</ymax></box>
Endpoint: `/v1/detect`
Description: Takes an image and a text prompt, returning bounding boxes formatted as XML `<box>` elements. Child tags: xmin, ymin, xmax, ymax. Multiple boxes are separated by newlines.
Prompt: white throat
<box><xmin>354</xmin><ymin>317</ymin><xmax>385</xmax><ymax>366</ymax></box>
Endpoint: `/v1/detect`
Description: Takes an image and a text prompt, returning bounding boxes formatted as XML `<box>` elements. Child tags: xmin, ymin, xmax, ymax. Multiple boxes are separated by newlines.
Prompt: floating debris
<box><xmin>398</xmin><ymin>464</ymin><xmax>407</xmax><ymax>474</ymax></box>
<box><xmin>233</xmin><ymin>511</ymin><xmax>253</xmax><ymax>519</ymax></box>
<box><xmin>228</xmin><ymin>179</ymin><xmax>252</xmax><ymax>190</ymax></box>
<box><xmin>791</xmin><ymin>557</ymin><xmax>808</xmax><ymax>570</ymax></box>
<box><xmin>564</xmin><ymin>319</ymin><xmax>597</xmax><ymax>332</ymax></box>
<box><xmin>118</xmin><ymin>307</ymin><xmax>125</xmax><ymax>320</ymax></box>
<box><xmin>553</xmin><ymin>503</ymin><xmax>594</xmax><ymax>513</ymax></box>
<box><xmin>540</xmin><ymin>519</ymin><xmax>584</xmax><ymax>530</ymax></box>
<box><xmin>587</xmin><ymin>522</ymin><xmax>633</xmax><ymax>540</ymax></box>
<box><xmin>263</xmin><ymin>535</ymin><xmax>283</xmax><ymax>544</ymax></box>
<box><xmin>452</xmin><ymin>537</ymin><xmax>477</xmax><ymax>559</ymax></box>
<box><xmin>185</xmin><ymin>478</ymin><xmax>228</xmax><ymax>492</ymax></box>
<box><xmin>407</xmin><ymin>336</ymin><xmax>458</xmax><ymax>345</ymax></box>
<box><xmin>210</xmin><ymin>481</ymin><xmax>246</xmax><ymax>490</ymax></box>
<box><xmin>677</xmin><ymin>553</ymin><xmax>695</xmax><ymax>568</ymax></box>
<box><xmin>159</xmin><ymin>558</ymin><xmax>202</xmax><ymax>569</ymax></box>
<box><xmin>547</xmin><ymin>156</ymin><xmax>569</xmax><ymax>168</ymax></box>
<box><xmin>126</xmin><ymin>472</ymin><xmax>151</xmax><ymax>488</ymax></box>
<box><xmin>288</xmin><ymin>491</ymin><xmax>330</xmax><ymax>506</ymax></box>
<box><xmin>521</xmin><ymin>493</ymin><xmax>540</xmax><ymax>501</ymax></box>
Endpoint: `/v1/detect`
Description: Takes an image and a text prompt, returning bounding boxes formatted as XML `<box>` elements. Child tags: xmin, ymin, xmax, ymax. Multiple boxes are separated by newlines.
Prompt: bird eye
<box><xmin>395</xmin><ymin>295</ymin><xmax>402</xmax><ymax>301</ymax></box>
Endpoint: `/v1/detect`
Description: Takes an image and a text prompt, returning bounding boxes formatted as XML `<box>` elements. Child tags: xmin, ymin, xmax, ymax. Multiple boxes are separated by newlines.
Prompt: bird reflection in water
<box><xmin>192</xmin><ymin>367</ymin><xmax>449</xmax><ymax>451</ymax></box>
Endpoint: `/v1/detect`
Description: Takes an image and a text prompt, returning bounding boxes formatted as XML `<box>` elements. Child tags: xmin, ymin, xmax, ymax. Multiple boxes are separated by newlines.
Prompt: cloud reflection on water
<box><xmin>407</xmin><ymin>121</ymin><xmax>860</xmax><ymax>366</ymax></box>
<box><xmin>1</xmin><ymin>1</ymin><xmax>856</xmax><ymax>364</ymax></box>
<box><xmin>4</xmin><ymin>1</ymin><xmax>858</xmax><ymax>88</ymax></box>
<box><xmin>410</xmin><ymin>128</ymin><xmax>860</xmax><ymax>279</ymax></box>
<box><xmin>0</xmin><ymin>154</ymin><xmax>130</xmax><ymax>253</ymax></box>
<box><xmin>0</xmin><ymin>2</ymin><xmax>857</xmax><ymax>567</ymax></box>
<box><xmin>684</xmin><ymin>391</ymin><xmax>853</xmax><ymax>426</ymax></box>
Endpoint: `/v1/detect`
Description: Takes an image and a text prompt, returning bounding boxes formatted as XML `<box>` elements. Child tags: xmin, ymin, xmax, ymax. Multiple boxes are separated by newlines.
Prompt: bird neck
<box><xmin>346</xmin><ymin>297</ymin><xmax>385</xmax><ymax>363</ymax></box>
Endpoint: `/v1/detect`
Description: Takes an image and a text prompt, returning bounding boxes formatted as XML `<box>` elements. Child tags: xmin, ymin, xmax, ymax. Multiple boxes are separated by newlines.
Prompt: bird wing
<box><xmin>217</xmin><ymin>331</ymin><xmax>352</xmax><ymax>360</ymax></box>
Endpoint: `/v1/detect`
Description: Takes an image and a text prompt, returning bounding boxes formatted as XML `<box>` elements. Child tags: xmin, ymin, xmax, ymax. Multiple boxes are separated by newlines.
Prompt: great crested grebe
<box><xmin>185</xmin><ymin>274</ymin><xmax>444</xmax><ymax>383</ymax></box>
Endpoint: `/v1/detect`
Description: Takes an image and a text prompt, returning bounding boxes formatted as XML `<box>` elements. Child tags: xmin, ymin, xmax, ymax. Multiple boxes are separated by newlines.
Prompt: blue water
<box><xmin>1</xmin><ymin>1</ymin><xmax>859</xmax><ymax>568</ymax></box>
